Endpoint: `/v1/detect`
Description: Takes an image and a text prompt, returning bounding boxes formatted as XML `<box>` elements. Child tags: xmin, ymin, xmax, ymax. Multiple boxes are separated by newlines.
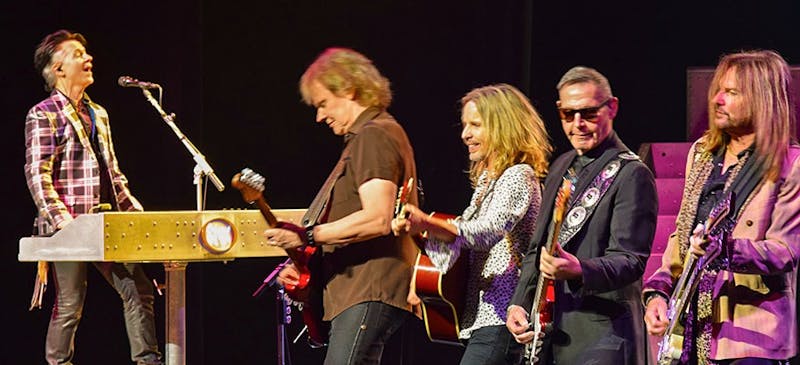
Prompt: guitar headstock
<box><xmin>232</xmin><ymin>168</ymin><xmax>266</xmax><ymax>204</ymax></box>
<box><xmin>700</xmin><ymin>191</ymin><xmax>733</xmax><ymax>261</ymax></box>
<box><xmin>553</xmin><ymin>177</ymin><xmax>573</xmax><ymax>222</ymax></box>
<box><xmin>705</xmin><ymin>191</ymin><xmax>732</xmax><ymax>233</ymax></box>
<box><xmin>394</xmin><ymin>177</ymin><xmax>414</xmax><ymax>217</ymax></box>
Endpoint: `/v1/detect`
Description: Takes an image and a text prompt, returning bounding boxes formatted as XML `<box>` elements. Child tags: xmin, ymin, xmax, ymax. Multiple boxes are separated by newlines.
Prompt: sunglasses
<box><xmin>558</xmin><ymin>98</ymin><xmax>612</xmax><ymax>122</ymax></box>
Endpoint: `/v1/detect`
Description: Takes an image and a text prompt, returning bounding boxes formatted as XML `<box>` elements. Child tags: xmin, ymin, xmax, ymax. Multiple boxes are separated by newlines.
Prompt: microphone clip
<box><xmin>118</xmin><ymin>76</ymin><xmax>160</xmax><ymax>89</ymax></box>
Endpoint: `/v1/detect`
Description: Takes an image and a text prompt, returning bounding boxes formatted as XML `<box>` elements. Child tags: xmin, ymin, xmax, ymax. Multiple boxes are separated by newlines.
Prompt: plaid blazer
<box><xmin>24</xmin><ymin>90</ymin><xmax>142</xmax><ymax>232</ymax></box>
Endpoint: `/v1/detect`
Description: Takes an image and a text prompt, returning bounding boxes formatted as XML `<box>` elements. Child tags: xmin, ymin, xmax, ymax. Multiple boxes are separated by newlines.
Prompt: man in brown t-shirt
<box><xmin>265</xmin><ymin>47</ymin><xmax>418</xmax><ymax>364</ymax></box>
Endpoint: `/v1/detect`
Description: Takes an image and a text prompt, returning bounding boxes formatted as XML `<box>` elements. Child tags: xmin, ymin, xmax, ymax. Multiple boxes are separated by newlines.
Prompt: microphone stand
<box><xmin>253</xmin><ymin>259</ymin><xmax>293</xmax><ymax>365</ymax></box>
<box><xmin>139</xmin><ymin>87</ymin><xmax>225</xmax><ymax>209</ymax></box>
<box><xmin>136</xmin><ymin>86</ymin><xmax>225</xmax><ymax>365</ymax></box>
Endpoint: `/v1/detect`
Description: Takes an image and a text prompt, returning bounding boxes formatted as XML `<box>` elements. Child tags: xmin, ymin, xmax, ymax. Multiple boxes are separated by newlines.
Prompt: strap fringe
<box><xmin>29</xmin><ymin>261</ymin><xmax>48</xmax><ymax>310</ymax></box>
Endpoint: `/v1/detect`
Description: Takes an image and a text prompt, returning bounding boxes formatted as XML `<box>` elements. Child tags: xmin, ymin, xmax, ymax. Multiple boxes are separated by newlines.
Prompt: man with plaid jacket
<box><xmin>24</xmin><ymin>29</ymin><xmax>162</xmax><ymax>365</ymax></box>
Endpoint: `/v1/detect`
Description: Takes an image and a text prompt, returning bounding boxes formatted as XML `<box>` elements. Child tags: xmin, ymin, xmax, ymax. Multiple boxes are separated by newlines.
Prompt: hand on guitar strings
<box><xmin>264</xmin><ymin>221</ymin><xmax>307</xmax><ymax>250</ymax></box>
<box><xmin>275</xmin><ymin>262</ymin><xmax>301</xmax><ymax>288</ymax></box>
<box><xmin>539</xmin><ymin>244</ymin><xmax>583</xmax><ymax>281</ymax></box>
<box><xmin>505</xmin><ymin>305</ymin><xmax>537</xmax><ymax>344</ymax></box>
<box><xmin>688</xmin><ymin>223</ymin><xmax>709</xmax><ymax>257</ymax></box>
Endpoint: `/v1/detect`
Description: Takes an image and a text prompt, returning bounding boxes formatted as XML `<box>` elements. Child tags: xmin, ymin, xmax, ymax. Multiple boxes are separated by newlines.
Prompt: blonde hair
<box><xmin>299</xmin><ymin>47</ymin><xmax>392</xmax><ymax>109</ymax></box>
<box><xmin>461</xmin><ymin>83</ymin><xmax>553</xmax><ymax>184</ymax></box>
<box><xmin>704</xmin><ymin>50</ymin><xmax>796</xmax><ymax>181</ymax></box>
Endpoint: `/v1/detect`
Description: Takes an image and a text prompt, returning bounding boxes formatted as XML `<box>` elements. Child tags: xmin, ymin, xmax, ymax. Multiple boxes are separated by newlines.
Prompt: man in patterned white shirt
<box><xmin>506</xmin><ymin>66</ymin><xmax>657</xmax><ymax>365</ymax></box>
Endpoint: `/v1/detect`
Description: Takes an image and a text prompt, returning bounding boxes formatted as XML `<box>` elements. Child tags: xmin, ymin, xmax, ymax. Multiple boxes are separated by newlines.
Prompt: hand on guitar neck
<box><xmin>392</xmin><ymin>203</ymin><xmax>458</xmax><ymax>243</ymax></box>
<box><xmin>538</xmin><ymin>242</ymin><xmax>582</xmax><ymax>281</ymax></box>
<box><xmin>391</xmin><ymin>177</ymin><xmax>458</xmax><ymax>243</ymax></box>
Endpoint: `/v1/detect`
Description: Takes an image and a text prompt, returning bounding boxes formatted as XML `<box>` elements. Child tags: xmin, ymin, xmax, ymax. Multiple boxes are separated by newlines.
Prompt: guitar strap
<box><xmin>301</xmin><ymin>131</ymin><xmax>361</xmax><ymax>228</ymax></box>
<box><xmin>556</xmin><ymin>152</ymin><xmax>639</xmax><ymax>246</ymax></box>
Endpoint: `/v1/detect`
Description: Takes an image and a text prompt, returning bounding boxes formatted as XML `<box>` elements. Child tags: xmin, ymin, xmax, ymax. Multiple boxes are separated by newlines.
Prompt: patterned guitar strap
<box><xmin>556</xmin><ymin>152</ymin><xmax>639</xmax><ymax>246</ymax></box>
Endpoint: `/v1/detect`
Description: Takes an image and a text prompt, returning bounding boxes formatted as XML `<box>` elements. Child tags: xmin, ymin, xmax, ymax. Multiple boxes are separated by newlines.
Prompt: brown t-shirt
<box><xmin>321</xmin><ymin>107</ymin><xmax>419</xmax><ymax>320</ymax></box>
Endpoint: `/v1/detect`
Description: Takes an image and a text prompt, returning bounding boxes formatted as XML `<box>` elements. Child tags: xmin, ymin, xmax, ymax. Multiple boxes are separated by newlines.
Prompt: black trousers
<box><xmin>45</xmin><ymin>261</ymin><xmax>162</xmax><ymax>365</ymax></box>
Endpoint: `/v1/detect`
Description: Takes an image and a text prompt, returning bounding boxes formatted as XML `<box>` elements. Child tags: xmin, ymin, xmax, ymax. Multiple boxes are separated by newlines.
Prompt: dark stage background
<box><xmin>2</xmin><ymin>1</ymin><xmax>799</xmax><ymax>364</ymax></box>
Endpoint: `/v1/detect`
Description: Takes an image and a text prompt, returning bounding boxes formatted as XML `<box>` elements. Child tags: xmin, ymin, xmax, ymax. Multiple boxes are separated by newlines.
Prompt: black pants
<box><xmin>460</xmin><ymin>325</ymin><xmax>524</xmax><ymax>365</ymax></box>
<box><xmin>45</xmin><ymin>261</ymin><xmax>162</xmax><ymax>365</ymax></box>
<box><xmin>324</xmin><ymin>301</ymin><xmax>411</xmax><ymax>365</ymax></box>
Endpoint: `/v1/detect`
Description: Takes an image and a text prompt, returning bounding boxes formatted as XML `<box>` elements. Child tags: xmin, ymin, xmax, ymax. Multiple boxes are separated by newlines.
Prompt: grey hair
<box><xmin>33</xmin><ymin>30</ymin><xmax>87</xmax><ymax>92</ymax></box>
<box><xmin>556</xmin><ymin>66</ymin><xmax>613</xmax><ymax>100</ymax></box>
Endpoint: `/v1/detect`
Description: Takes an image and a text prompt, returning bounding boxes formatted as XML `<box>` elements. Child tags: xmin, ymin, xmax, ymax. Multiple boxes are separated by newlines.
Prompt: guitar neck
<box><xmin>531</xmin><ymin>267</ymin><xmax>548</xmax><ymax>310</ymax></box>
<box><xmin>254</xmin><ymin>197</ymin><xmax>278</xmax><ymax>227</ymax></box>
<box><xmin>531</xmin><ymin>211</ymin><xmax>567</xmax><ymax>313</ymax></box>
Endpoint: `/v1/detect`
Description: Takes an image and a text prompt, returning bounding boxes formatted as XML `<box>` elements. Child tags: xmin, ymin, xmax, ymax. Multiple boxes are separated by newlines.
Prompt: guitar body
<box><xmin>656</xmin><ymin>192</ymin><xmax>732</xmax><ymax>365</ymax></box>
<box><xmin>394</xmin><ymin>181</ymin><xmax>467</xmax><ymax>346</ymax></box>
<box><xmin>413</xmin><ymin>246</ymin><xmax>467</xmax><ymax>345</ymax></box>
<box><xmin>283</xmin><ymin>245</ymin><xmax>329</xmax><ymax>348</ymax></box>
<box><xmin>232</xmin><ymin>168</ymin><xmax>330</xmax><ymax>347</ymax></box>
<box><xmin>534</xmin><ymin>279</ymin><xmax>555</xmax><ymax>336</ymax></box>
<box><xmin>657</xmin><ymin>329</ymin><xmax>684</xmax><ymax>365</ymax></box>
<box><xmin>524</xmin><ymin>277</ymin><xmax>555</xmax><ymax>365</ymax></box>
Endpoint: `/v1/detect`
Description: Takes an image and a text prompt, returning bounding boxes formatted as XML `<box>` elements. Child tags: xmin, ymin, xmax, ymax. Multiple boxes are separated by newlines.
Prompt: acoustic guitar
<box><xmin>395</xmin><ymin>178</ymin><xmax>467</xmax><ymax>346</ymax></box>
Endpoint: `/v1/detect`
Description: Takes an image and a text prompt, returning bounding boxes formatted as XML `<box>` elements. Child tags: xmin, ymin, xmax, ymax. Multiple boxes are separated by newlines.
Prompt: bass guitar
<box><xmin>656</xmin><ymin>192</ymin><xmax>732</xmax><ymax>365</ymax></box>
<box><xmin>395</xmin><ymin>178</ymin><xmax>467</xmax><ymax>346</ymax></box>
<box><xmin>232</xmin><ymin>168</ymin><xmax>329</xmax><ymax>348</ymax></box>
<box><xmin>524</xmin><ymin>177</ymin><xmax>573</xmax><ymax>365</ymax></box>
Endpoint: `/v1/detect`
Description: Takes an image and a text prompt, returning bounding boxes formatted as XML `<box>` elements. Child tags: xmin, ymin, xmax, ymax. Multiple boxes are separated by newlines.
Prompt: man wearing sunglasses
<box><xmin>506</xmin><ymin>66</ymin><xmax>657</xmax><ymax>365</ymax></box>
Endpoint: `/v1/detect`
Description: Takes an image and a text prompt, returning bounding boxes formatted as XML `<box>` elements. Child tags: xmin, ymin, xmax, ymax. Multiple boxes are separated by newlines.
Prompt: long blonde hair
<box><xmin>704</xmin><ymin>50</ymin><xmax>796</xmax><ymax>181</ymax></box>
<box><xmin>461</xmin><ymin>83</ymin><xmax>553</xmax><ymax>184</ymax></box>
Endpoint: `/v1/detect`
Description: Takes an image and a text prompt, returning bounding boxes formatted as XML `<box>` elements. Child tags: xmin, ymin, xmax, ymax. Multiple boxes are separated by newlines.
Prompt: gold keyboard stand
<box><xmin>19</xmin><ymin>209</ymin><xmax>302</xmax><ymax>365</ymax></box>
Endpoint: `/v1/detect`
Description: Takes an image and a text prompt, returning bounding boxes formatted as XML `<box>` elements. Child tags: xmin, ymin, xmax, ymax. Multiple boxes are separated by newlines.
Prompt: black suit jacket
<box><xmin>510</xmin><ymin>133</ymin><xmax>658</xmax><ymax>365</ymax></box>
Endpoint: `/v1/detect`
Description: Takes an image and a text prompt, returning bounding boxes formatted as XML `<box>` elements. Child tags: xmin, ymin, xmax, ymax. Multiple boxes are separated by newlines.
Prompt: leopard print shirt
<box><xmin>426</xmin><ymin>163</ymin><xmax>541</xmax><ymax>339</ymax></box>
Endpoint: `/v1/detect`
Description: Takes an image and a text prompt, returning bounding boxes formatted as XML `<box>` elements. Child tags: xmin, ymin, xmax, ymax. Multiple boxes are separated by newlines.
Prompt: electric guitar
<box><xmin>232</xmin><ymin>168</ymin><xmax>329</xmax><ymax>348</ymax></box>
<box><xmin>524</xmin><ymin>177</ymin><xmax>573</xmax><ymax>365</ymax></box>
<box><xmin>656</xmin><ymin>192</ymin><xmax>732</xmax><ymax>365</ymax></box>
<box><xmin>395</xmin><ymin>178</ymin><xmax>467</xmax><ymax>346</ymax></box>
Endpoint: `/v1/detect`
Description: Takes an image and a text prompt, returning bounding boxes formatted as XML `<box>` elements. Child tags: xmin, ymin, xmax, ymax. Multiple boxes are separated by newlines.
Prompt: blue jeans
<box><xmin>324</xmin><ymin>301</ymin><xmax>411</xmax><ymax>365</ymax></box>
<box><xmin>460</xmin><ymin>325</ymin><xmax>523</xmax><ymax>365</ymax></box>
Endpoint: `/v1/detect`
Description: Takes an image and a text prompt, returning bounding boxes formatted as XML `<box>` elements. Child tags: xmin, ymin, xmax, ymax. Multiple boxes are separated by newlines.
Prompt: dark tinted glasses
<box><xmin>558</xmin><ymin>98</ymin><xmax>612</xmax><ymax>122</ymax></box>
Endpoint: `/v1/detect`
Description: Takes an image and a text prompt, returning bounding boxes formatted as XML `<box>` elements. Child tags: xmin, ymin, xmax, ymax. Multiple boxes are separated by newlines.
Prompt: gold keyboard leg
<box><xmin>165</xmin><ymin>261</ymin><xmax>187</xmax><ymax>365</ymax></box>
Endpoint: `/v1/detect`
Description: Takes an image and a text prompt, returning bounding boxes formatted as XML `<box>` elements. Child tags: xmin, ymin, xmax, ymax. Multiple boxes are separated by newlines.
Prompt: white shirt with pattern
<box><xmin>425</xmin><ymin>163</ymin><xmax>541</xmax><ymax>339</ymax></box>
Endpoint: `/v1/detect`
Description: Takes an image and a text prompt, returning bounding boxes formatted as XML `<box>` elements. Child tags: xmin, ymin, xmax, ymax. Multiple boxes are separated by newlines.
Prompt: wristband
<box><xmin>305</xmin><ymin>225</ymin><xmax>316</xmax><ymax>247</ymax></box>
<box><xmin>644</xmin><ymin>291</ymin><xmax>668</xmax><ymax>307</ymax></box>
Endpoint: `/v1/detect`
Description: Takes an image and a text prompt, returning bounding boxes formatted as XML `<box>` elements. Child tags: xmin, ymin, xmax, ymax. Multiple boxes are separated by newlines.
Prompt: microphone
<box><xmin>118</xmin><ymin>76</ymin><xmax>160</xmax><ymax>89</ymax></box>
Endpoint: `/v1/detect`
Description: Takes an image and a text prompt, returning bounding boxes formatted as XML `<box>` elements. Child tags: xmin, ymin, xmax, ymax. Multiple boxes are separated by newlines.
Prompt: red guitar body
<box><xmin>232</xmin><ymin>169</ymin><xmax>329</xmax><ymax>347</ymax></box>
<box><xmin>282</xmin><ymin>244</ymin><xmax>329</xmax><ymax>348</ymax></box>
<box><xmin>535</xmin><ymin>279</ymin><xmax>555</xmax><ymax>335</ymax></box>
